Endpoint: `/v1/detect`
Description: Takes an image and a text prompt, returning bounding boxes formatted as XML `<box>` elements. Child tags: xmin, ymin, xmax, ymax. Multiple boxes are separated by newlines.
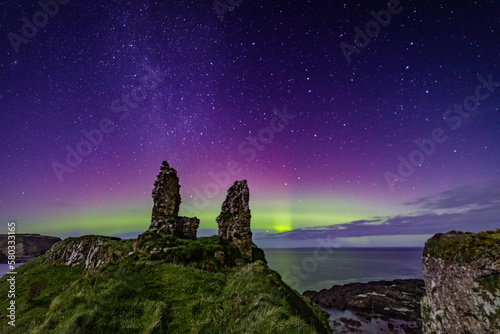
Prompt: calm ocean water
<box><xmin>263</xmin><ymin>248</ymin><xmax>423</xmax><ymax>293</ymax></box>
<box><xmin>0</xmin><ymin>263</ymin><xmax>23</xmax><ymax>277</ymax></box>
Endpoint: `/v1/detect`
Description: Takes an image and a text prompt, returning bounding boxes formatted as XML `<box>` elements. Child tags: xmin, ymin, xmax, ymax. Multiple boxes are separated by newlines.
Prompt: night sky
<box><xmin>1</xmin><ymin>0</ymin><xmax>499</xmax><ymax>247</ymax></box>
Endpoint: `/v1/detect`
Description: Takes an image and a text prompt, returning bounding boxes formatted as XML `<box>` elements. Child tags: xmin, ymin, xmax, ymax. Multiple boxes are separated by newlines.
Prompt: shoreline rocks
<box><xmin>304</xmin><ymin>279</ymin><xmax>425</xmax><ymax>333</ymax></box>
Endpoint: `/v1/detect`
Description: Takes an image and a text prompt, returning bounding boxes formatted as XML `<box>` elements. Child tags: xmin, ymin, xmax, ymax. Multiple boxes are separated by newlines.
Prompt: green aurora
<box><xmin>15</xmin><ymin>197</ymin><xmax>392</xmax><ymax>237</ymax></box>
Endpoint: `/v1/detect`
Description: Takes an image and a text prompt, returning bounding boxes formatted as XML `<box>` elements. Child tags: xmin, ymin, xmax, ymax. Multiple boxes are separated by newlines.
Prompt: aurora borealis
<box><xmin>1</xmin><ymin>0</ymin><xmax>499</xmax><ymax>247</ymax></box>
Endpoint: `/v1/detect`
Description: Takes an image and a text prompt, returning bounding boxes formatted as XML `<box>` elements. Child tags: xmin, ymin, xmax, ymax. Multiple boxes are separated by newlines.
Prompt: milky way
<box><xmin>1</xmin><ymin>1</ymin><xmax>499</xmax><ymax>245</ymax></box>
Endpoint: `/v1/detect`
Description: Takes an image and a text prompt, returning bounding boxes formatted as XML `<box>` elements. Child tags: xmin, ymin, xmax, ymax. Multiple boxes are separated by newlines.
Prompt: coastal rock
<box><xmin>304</xmin><ymin>279</ymin><xmax>425</xmax><ymax>333</ymax></box>
<box><xmin>0</xmin><ymin>234</ymin><xmax>61</xmax><ymax>263</ymax></box>
<box><xmin>149</xmin><ymin>161</ymin><xmax>199</xmax><ymax>239</ymax></box>
<box><xmin>45</xmin><ymin>235</ymin><xmax>126</xmax><ymax>270</ymax></box>
<box><xmin>421</xmin><ymin>230</ymin><xmax>500</xmax><ymax>334</ymax></box>
<box><xmin>217</xmin><ymin>180</ymin><xmax>253</xmax><ymax>260</ymax></box>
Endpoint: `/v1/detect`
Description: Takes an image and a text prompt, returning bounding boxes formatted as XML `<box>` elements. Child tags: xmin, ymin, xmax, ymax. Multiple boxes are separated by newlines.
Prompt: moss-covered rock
<box><xmin>133</xmin><ymin>231</ymin><xmax>266</xmax><ymax>271</ymax></box>
<box><xmin>423</xmin><ymin>230</ymin><xmax>500</xmax><ymax>264</ymax></box>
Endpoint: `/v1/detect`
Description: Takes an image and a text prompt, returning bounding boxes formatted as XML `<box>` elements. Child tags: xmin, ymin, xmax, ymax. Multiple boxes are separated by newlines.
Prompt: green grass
<box><xmin>0</xmin><ymin>234</ymin><xmax>329</xmax><ymax>334</ymax></box>
<box><xmin>477</xmin><ymin>275</ymin><xmax>500</xmax><ymax>295</ymax></box>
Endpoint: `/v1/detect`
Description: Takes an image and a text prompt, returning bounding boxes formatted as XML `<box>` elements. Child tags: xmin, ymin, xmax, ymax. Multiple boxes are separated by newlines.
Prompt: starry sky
<box><xmin>1</xmin><ymin>0</ymin><xmax>499</xmax><ymax>247</ymax></box>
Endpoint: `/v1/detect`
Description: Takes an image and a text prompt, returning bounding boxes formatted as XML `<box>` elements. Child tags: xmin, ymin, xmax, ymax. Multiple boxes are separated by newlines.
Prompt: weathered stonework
<box><xmin>217</xmin><ymin>180</ymin><xmax>253</xmax><ymax>260</ymax></box>
<box><xmin>151</xmin><ymin>161</ymin><xmax>180</xmax><ymax>218</ymax></box>
<box><xmin>421</xmin><ymin>230</ymin><xmax>500</xmax><ymax>334</ymax></box>
<box><xmin>149</xmin><ymin>161</ymin><xmax>199</xmax><ymax>239</ymax></box>
<box><xmin>175</xmin><ymin>216</ymin><xmax>200</xmax><ymax>241</ymax></box>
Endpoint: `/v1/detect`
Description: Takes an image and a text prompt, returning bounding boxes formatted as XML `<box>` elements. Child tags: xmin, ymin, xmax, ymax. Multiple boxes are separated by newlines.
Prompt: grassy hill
<box><xmin>0</xmin><ymin>234</ymin><xmax>330</xmax><ymax>334</ymax></box>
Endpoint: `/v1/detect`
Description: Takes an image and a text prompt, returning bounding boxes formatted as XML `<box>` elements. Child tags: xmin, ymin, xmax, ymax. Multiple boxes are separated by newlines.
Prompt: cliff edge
<box><xmin>421</xmin><ymin>230</ymin><xmax>500</xmax><ymax>334</ymax></box>
<box><xmin>0</xmin><ymin>234</ymin><xmax>61</xmax><ymax>263</ymax></box>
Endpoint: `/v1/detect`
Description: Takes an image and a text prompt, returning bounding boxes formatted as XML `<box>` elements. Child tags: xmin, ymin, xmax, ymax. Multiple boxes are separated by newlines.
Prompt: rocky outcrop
<box><xmin>217</xmin><ymin>180</ymin><xmax>253</xmax><ymax>260</ymax></box>
<box><xmin>304</xmin><ymin>279</ymin><xmax>425</xmax><ymax>333</ymax></box>
<box><xmin>149</xmin><ymin>161</ymin><xmax>199</xmax><ymax>239</ymax></box>
<box><xmin>0</xmin><ymin>234</ymin><xmax>61</xmax><ymax>263</ymax></box>
<box><xmin>421</xmin><ymin>230</ymin><xmax>500</xmax><ymax>334</ymax></box>
<box><xmin>45</xmin><ymin>235</ymin><xmax>128</xmax><ymax>270</ymax></box>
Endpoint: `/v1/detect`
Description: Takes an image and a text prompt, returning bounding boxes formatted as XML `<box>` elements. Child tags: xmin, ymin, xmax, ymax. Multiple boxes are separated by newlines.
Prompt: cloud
<box><xmin>255</xmin><ymin>182</ymin><xmax>500</xmax><ymax>241</ymax></box>
<box><xmin>404</xmin><ymin>182</ymin><xmax>500</xmax><ymax>211</ymax></box>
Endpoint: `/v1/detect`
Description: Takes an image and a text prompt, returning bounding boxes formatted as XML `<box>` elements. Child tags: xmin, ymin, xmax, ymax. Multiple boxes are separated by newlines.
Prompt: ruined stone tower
<box><xmin>149</xmin><ymin>161</ymin><xmax>199</xmax><ymax>239</ymax></box>
<box><xmin>216</xmin><ymin>180</ymin><xmax>253</xmax><ymax>260</ymax></box>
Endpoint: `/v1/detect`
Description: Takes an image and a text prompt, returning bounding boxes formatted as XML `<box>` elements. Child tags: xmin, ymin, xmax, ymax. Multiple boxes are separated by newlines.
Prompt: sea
<box><xmin>263</xmin><ymin>247</ymin><xmax>423</xmax><ymax>293</ymax></box>
<box><xmin>1</xmin><ymin>248</ymin><xmax>424</xmax><ymax>294</ymax></box>
<box><xmin>0</xmin><ymin>263</ymin><xmax>23</xmax><ymax>278</ymax></box>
